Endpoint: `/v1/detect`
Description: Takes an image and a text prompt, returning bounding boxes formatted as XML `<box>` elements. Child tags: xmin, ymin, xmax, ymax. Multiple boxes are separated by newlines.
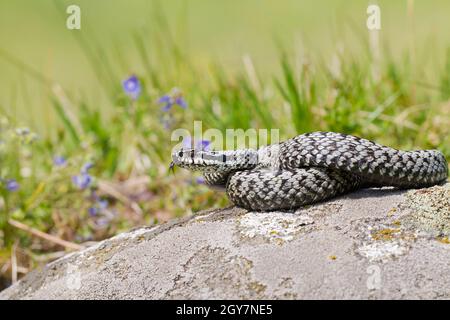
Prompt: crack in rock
<box><xmin>165</xmin><ymin>246</ymin><xmax>267</xmax><ymax>299</ymax></box>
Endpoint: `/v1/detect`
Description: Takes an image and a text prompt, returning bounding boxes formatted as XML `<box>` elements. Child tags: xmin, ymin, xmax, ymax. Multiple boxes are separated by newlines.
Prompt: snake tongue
<box><xmin>169</xmin><ymin>161</ymin><xmax>176</xmax><ymax>174</ymax></box>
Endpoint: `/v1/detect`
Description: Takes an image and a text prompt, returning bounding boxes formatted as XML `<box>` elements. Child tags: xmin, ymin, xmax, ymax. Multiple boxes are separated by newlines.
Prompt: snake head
<box><xmin>171</xmin><ymin>148</ymin><xmax>258</xmax><ymax>173</ymax></box>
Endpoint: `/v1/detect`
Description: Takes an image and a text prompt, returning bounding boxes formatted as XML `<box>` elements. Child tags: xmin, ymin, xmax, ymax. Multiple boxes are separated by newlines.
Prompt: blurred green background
<box><xmin>0</xmin><ymin>0</ymin><xmax>449</xmax><ymax>289</ymax></box>
<box><xmin>2</xmin><ymin>0</ymin><xmax>450</xmax><ymax>130</ymax></box>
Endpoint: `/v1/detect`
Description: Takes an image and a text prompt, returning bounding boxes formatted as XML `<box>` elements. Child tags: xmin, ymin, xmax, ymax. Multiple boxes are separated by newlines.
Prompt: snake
<box><xmin>171</xmin><ymin>131</ymin><xmax>448</xmax><ymax>211</ymax></box>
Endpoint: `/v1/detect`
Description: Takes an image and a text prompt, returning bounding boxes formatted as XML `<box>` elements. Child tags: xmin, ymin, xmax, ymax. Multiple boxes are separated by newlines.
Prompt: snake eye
<box><xmin>178</xmin><ymin>150</ymin><xmax>183</xmax><ymax>157</ymax></box>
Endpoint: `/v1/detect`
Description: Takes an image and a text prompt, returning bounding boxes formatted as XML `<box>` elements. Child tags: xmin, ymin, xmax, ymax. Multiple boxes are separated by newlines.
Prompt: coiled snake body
<box><xmin>172</xmin><ymin>132</ymin><xmax>448</xmax><ymax>211</ymax></box>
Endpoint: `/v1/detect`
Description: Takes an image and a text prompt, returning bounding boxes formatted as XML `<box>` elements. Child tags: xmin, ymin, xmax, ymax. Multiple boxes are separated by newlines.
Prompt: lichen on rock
<box><xmin>401</xmin><ymin>183</ymin><xmax>450</xmax><ymax>236</ymax></box>
<box><xmin>237</xmin><ymin>211</ymin><xmax>314</xmax><ymax>244</ymax></box>
<box><xmin>353</xmin><ymin>220</ymin><xmax>416</xmax><ymax>262</ymax></box>
<box><xmin>1</xmin><ymin>185</ymin><xmax>450</xmax><ymax>300</ymax></box>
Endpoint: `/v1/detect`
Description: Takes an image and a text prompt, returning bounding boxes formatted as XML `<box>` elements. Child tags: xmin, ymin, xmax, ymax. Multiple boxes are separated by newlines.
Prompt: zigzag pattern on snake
<box><xmin>171</xmin><ymin>131</ymin><xmax>448</xmax><ymax>211</ymax></box>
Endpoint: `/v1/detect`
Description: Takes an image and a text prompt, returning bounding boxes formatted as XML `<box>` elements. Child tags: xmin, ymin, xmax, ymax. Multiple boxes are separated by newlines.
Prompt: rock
<box><xmin>1</xmin><ymin>184</ymin><xmax>449</xmax><ymax>300</ymax></box>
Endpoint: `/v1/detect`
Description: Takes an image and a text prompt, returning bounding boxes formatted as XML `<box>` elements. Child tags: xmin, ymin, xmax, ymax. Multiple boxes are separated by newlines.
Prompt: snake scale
<box><xmin>171</xmin><ymin>131</ymin><xmax>448</xmax><ymax>211</ymax></box>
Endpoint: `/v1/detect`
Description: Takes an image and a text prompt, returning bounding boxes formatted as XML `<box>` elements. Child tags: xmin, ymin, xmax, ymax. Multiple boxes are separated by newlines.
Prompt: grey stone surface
<box><xmin>1</xmin><ymin>184</ymin><xmax>449</xmax><ymax>300</ymax></box>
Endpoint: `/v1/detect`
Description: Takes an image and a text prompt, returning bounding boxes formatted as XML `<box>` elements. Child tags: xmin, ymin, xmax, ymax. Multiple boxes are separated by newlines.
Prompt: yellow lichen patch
<box><xmin>371</xmin><ymin>228</ymin><xmax>400</xmax><ymax>241</ymax></box>
<box><xmin>392</xmin><ymin>220</ymin><xmax>401</xmax><ymax>226</ymax></box>
<box><xmin>387</xmin><ymin>207</ymin><xmax>397</xmax><ymax>217</ymax></box>
<box><xmin>329</xmin><ymin>255</ymin><xmax>337</xmax><ymax>260</ymax></box>
<box><xmin>437</xmin><ymin>237</ymin><xmax>450</xmax><ymax>244</ymax></box>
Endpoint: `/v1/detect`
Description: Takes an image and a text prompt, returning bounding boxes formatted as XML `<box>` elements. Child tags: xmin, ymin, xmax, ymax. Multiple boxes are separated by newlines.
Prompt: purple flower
<box><xmin>88</xmin><ymin>198</ymin><xmax>108</xmax><ymax>217</ymax></box>
<box><xmin>88</xmin><ymin>207</ymin><xmax>98</xmax><ymax>217</ymax></box>
<box><xmin>158</xmin><ymin>88</ymin><xmax>188</xmax><ymax>111</ymax></box>
<box><xmin>195</xmin><ymin>177</ymin><xmax>206</xmax><ymax>184</ymax></box>
<box><xmin>96</xmin><ymin>217</ymin><xmax>111</xmax><ymax>228</ymax></box>
<box><xmin>5</xmin><ymin>179</ymin><xmax>20</xmax><ymax>192</ymax></box>
<box><xmin>53</xmin><ymin>155</ymin><xmax>67</xmax><ymax>167</ymax></box>
<box><xmin>98</xmin><ymin>199</ymin><xmax>108</xmax><ymax>209</ymax></box>
<box><xmin>198</xmin><ymin>140</ymin><xmax>211</xmax><ymax>151</ymax></box>
<box><xmin>72</xmin><ymin>173</ymin><xmax>92</xmax><ymax>190</ymax></box>
<box><xmin>81</xmin><ymin>162</ymin><xmax>94</xmax><ymax>174</ymax></box>
<box><xmin>158</xmin><ymin>95</ymin><xmax>171</xmax><ymax>109</ymax></box>
<box><xmin>182</xmin><ymin>137</ymin><xmax>211</xmax><ymax>151</ymax></box>
<box><xmin>174</xmin><ymin>96</ymin><xmax>187</xmax><ymax>109</ymax></box>
<box><xmin>122</xmin><ymin>75</ymin><xmax>141</xmax><ymax>100</ymax></box>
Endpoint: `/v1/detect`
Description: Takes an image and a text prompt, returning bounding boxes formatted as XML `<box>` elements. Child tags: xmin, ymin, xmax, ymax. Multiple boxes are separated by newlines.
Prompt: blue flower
<box><xmin>53</xmin><ymin>155</ymin><xmax>67</xmax><ymax>167</ymax></box>
<box><xmin>88</xmin><ymin>207</ymin><xmax>98</xmax><ymax>217</ymax></box>
<box><xmin>122</xmin><ymin>75</ymin><xmax>141</xmax><ymax>100</ymax></box>
<box><xmin>81</xmin><ymin>162</ymin><xmax>94</xmax><ymax>174</ymax></box>
<box><xmin>5</xmin><ymin>179</ymin><xmax>20</xmax><ymax>192</ymax></box>
<box><xmin>98</xmin><ymin>199</ymin><xmax>108</xmax><ymax>209</ymax></box>
<box><xmin>72</xmin><ymin>173</ymin><xmax>92</xmax><ymax>190</ymax></box>
<box><xmin>195</xmin><ymin>177</ymin><xmax>206</xmax><ymax>185</ymax></box>
<box><xmin>88</xmin><ymin>198</ymin><xmax>108</xmax><ymax>217</ymax></box>
<box><xmin>174</xmin><ymin>96</ymin><xmax>187</xmax><ymax>109</ymax></box>
<box><xmin>198</xmin><ymin>140</ymin><xmax>211</xmax><ymax>151</ymax></box>
<box><xmin>182</xmin><ymin>137</ymin><xmax>211</xmax><ymax>151</ymax></box>
<box><xmin>158</xmin><ymin>88</ymin><xmax>187</xmax><ymax>111</ymax></box>
<box><xmin>96</xmin><ymin>218</ymin><xmax>111</xmax><ymax>228</ymax></box>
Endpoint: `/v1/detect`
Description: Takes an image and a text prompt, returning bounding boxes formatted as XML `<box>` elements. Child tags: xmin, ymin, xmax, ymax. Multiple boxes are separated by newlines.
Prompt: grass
<box><xmin>1</xmin><ymin>2</ymin><xmax>450</xmax><ymax>289</ymax></box>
